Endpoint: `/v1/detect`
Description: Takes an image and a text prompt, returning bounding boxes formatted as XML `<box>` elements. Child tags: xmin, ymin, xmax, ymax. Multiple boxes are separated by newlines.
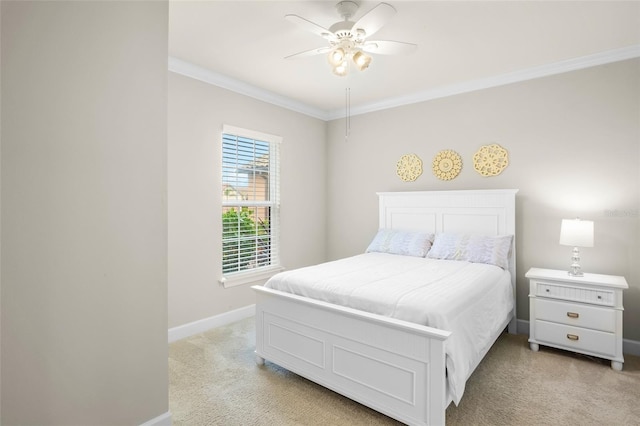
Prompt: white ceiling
<box><xmin>169</xmin><ymin>1</ymin><xmax>640</xmax><ymax>120</ymax></box>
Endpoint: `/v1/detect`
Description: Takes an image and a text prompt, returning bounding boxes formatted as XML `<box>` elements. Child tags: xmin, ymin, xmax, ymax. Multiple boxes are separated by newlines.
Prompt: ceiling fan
<box><xmin>285</xmin><ymin>1</ymin><xmax>417</xmax><ymax>77</ymax></box>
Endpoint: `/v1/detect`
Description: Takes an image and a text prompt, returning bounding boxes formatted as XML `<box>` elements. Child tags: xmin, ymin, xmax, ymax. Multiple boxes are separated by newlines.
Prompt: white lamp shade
<box><xmin>559</xmin><ymin>219</ymin><xmax>594</xmax><ymax>248</ymax></box>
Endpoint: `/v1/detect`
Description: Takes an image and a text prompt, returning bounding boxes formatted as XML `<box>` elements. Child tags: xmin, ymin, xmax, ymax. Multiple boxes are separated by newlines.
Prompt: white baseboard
<box><xmin>516</xmin><ymin>318</ymin><xmax>530</xmax><ymax>335</ymax></box>
<box><xmin>168</xmin><ymin>310</ymin><xmax>640</xmax><ymax>355</ymax></box>
<box><xmin>623</xmin><ymin>337</ymin><xmax>640</xmax><ymax>356</ymax></box>
<box><xmin>140</xmin><ymin>411</ymin><xmax>171</xmax><ymax>426</ymax></box>
<box><xmin>168</xmin><ymin>304</ymin><xmax>256</xmax><ymax>343</ymax></box>
<box><xmin>516</xmin><ymin>318</ymin><xmax>640</xmax><ymax>356</ymax></box>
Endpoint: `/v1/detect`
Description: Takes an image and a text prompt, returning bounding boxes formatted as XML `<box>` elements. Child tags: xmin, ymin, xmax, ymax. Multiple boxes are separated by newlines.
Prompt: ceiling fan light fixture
<box><xmin>286</xmin><ymin>2</ymin><xmax>416</xmax><ymax>77</ymax></box>
<box><xmin>328</xmin><ymin>47</ymin><xmax>346</xmax><ymax>66</ymax></box>
<box><xmin>353</xmin><ymin>51</ymin><xmax>372</xmax><ymax>71</ymax></box>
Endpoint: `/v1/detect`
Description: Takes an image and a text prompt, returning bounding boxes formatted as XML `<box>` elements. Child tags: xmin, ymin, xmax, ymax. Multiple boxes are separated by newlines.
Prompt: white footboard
<box><xmin>253</xmin><ymin>285</ymin><xmax>452</xmax><ymax>426</ymax></box>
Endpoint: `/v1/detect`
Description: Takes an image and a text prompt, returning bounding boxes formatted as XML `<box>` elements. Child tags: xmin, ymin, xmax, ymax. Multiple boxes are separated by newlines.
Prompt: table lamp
<box><xmin>559</xmin><ymin>218</ymin><xmax>594</xmax><ymax>277</ymax></box>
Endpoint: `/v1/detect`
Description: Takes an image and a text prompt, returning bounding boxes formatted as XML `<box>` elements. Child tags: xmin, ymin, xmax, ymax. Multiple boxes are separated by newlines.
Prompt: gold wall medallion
<box><xmin>396</xmin><ymin>153</ymin><xmax>423</xmax><ymax>182</ymax></box>
<box><xmin>432</xmin><ymin>150</ymin><xmax>462</xmax><ymax>181</ymax></box>
<box><xmin>473</xmin><ymin>143</ymin><xmax>509</xmax><ymax>177</ymax></box>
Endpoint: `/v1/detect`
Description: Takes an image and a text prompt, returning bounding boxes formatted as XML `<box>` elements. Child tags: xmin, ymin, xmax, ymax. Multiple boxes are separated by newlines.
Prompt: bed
<box><xmin>252</xmin><ymin>189</ymin><xmax>518</xmax><ymax>425</ymax></box>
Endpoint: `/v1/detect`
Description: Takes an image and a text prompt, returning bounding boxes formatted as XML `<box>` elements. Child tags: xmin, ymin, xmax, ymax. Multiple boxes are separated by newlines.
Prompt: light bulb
<box><xmin>332</xmin><ymin>60</ymin><xmax>349</xmax><ymax>77</ymax></box>
<box><xmin>328</xmin><ymin>48</ymin><xmax>345</xmax><ymax>66</ymax></box>
<box><xmin>353</xmin><ymin>51</ymin><xmax>371</xmax><ymax>71</ymax></box>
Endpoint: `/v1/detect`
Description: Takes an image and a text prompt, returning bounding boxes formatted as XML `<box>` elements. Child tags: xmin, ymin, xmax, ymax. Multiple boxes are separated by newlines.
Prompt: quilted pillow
<box><xmin>366</xmin><ymin>229</ymin><xmax>434</xmax><ymax>258</ymax></box>
<box><xmin>426</xmin><ymin>233</ymin><xmax>513</xmax><ymax>269</ymax></box>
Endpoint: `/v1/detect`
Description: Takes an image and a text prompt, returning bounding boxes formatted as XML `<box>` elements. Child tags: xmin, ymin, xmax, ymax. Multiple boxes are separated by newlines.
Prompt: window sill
<box><xmin>219</xmin><ymin>266</ymin><xmax>284</xmax><ymax>289</ymax></box>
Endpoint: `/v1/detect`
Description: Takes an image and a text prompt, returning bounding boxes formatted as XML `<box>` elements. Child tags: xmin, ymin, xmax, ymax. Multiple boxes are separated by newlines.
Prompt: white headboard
<box><xmin>378</xmin><ymin>189</ymin><xmax>517</xmax><ymax>235</ymax></box>
<box><xmin>377</xmin><ymin>189</ymin><xmax>519</xmax><ymax>331</ymax></box>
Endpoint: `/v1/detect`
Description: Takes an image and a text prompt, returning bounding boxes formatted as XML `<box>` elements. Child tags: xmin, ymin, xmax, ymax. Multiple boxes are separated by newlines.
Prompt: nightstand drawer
<box><xmin>536</xmin><ymin>281</ymin><xmax>614</xmax><ymax>306</ymax></box>
<box><xmin>534</xmin><ymin>320</ymin><xmax>617</xmax><ymax>357</ymax></box>
<box><xmin>535</xmin><ymin>298</ymin><xmax>616</xmax><ymax>333</ymax></box>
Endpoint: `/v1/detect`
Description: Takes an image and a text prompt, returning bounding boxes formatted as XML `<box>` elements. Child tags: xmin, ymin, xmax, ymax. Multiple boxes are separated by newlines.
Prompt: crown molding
<box><xmin>170</xmin><ymin>44</ymin><xmax>640</xmax><ymax>122</ymax></box>
<box><xmin>326</xmin><ymin>44</ymin><xmax>640</xmax><ymax>120</ymax></box>
<box><xmin>168</xmin><ymin>57</ymin><xmax>330</xmax><ymax>120</ymax></box>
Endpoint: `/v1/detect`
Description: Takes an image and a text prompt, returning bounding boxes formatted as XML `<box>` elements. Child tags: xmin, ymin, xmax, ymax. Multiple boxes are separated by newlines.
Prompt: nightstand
<box><xmin>526</xmin><ymin>267</ymin><xmax>628</xmax><ymax>370</ymax></box>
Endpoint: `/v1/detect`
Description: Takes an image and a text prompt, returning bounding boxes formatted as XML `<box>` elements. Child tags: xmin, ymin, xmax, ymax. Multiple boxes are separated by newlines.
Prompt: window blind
<box><xmin>221</xmin><ymin>126</ymin><xmax>280</xmax><ymax>278</ymax></box>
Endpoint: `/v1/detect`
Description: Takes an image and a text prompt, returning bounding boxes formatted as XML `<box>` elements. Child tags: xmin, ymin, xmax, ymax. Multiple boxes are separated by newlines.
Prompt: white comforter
<box><xmin>264</xmin><ymin>252</ymin><xmax>513</xmax><ymax>405</ymax></box>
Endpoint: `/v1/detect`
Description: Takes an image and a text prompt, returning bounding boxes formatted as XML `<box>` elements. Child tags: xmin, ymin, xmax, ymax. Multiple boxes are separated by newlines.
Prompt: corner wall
<box><xmin>1</xmin><ymin>2</ymin><xmax>169</xmax><ymax>424</ymax></box>
<box><xmin>326</xmin><ymin>59</ymin><xmax>640</xmax><ymax>341</ymax></box>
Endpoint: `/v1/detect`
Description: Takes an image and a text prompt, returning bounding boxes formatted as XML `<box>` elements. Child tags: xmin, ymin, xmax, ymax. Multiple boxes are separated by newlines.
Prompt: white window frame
<box><xmin>219</xmin><ymin>124</ymin><xmax>282</xmax><ymax>288</ymax></box>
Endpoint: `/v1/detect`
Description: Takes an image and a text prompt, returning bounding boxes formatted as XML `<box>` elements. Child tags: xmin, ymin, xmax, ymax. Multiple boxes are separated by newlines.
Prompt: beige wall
<box><xmin>0</xmin><ymin>2</ymin><xmax>3</xmax><ymax>421</ymax></box>
<box><xmin>1</xmin><ymin>1</ymin><xmax>169</xmax><ymax>424</ymax></box>
<box><xmin>168</xmin><ymin>72</ymin><xmax>327</xmax><ymax>328</ymax></box>
<box><xmin>326</xmin><ymin>59</ymin><xmax>640</xmax><ymax>341</ymax></box>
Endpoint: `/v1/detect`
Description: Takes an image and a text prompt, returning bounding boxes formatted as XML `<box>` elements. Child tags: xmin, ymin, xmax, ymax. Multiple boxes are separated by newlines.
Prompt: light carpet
<box><xmin>169</xmin><ymin>317</ymin><xmax>640</xmax><ymax>425</ymax></box>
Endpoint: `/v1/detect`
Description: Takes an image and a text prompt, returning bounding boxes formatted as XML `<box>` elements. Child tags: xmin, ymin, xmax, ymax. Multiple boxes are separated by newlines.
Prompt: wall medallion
<box><xmin>396</xmin><ymin>153</ymin><xmax>423</xmax><ymax>182</ymax></box>
<box><xmin>473</xmin><ymin>143</ymin><xmax>509</xmax><ymax>177</ymax></box>
<box><xmin>432</xmin><ymin>149</ymin><xmax>462</xmax><ymax>181</ymax></box>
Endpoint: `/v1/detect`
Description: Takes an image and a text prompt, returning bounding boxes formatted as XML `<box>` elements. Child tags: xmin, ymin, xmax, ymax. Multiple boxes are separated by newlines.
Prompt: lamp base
<box><xmin>567</xmin><ymin>246</ymin><xmax>584</xmax><ymax>277</ymax></box>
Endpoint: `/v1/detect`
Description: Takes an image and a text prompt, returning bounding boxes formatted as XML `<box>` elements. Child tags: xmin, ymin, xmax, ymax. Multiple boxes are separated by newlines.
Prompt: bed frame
<box><xmin>252</xmin><ymin>189</ymin><xmax>518</xmax><ymax>425</ymax></box>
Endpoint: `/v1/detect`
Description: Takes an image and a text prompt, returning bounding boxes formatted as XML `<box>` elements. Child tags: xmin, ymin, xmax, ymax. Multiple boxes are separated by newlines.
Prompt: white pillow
<box><xmin>426</xmin><ymin>233</ymin><xmax>513</xmax><ymax>269</ymax></box>
<box><xmin>366</xmin><ymin>229</ymin><xmax>434</xmax><ymax>258</ymax></box>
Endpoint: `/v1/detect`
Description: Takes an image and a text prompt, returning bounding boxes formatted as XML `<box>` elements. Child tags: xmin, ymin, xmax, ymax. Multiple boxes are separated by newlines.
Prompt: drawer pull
<box><xmin>567</xmin><ymin>334</ymin><xmax>580</xmax><ymax>341</ymax></box>
<box><xmin>567</xmin><ymin>312</ymin><xmax>579</xmax><ymax>319</ymax></box>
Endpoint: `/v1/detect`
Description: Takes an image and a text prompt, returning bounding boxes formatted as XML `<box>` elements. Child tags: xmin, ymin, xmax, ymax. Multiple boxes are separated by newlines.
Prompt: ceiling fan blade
<box><xmin>285</xmin><ymin>14</ymin><xmax>335</xmax><ymax>41</ymax></box>
<box><xmin>351</xmin><ymin>2</ymin><xmax>396</xmax><ymax>38</ymax></box>
<box><xmin>362</xmin><ymin>40</ymin><xmax>417</xmax><ymax>55</ymax></box>
<box><xmin>285</xmin><ymin>46</ymin><xmax>332</xmax><ymax>60</ymax></box>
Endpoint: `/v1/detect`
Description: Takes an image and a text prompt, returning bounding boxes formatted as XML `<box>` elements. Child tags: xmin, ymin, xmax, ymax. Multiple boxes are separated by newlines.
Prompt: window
<box><xmin>221</xmin><ymin>125</ymin><xmax>281</xmax><ymax>288</ymax></box>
